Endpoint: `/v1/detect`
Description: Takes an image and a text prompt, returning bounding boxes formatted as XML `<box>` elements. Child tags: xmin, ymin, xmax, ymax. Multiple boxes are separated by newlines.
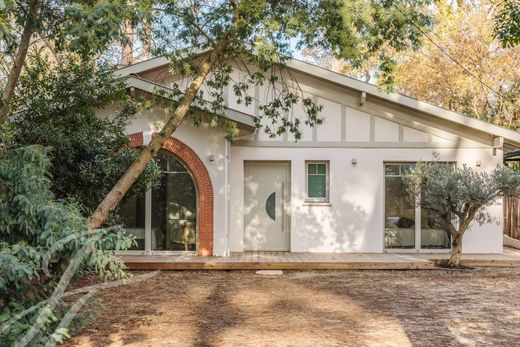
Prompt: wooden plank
<box><xmin>292</xmin><ymin>252</ymin><xmax>305</xmax><ymax>262</ymax></box>
<box><xmin>272</xmin><ymin>252</ymin><xmax>282</xmax><ymax>262</ymax></box>
<box><xmin>510</xmin><ymin>199</ymin><xmax>518</xmax><ymax>238</ymax></box>
<box><xmin>298</xmin><ymin>252</ymin><xmax>312</xmax><ymax>262</ymax></box>
<box><xmin>505</xmin><ymin>197</ymin><xmax>511</xmax><ymax>237</ymax></box>
<box><xmin>120</xmin><ymin>251</ymin><xmax>520</xmax><ymax>271</ymax></box>
<box><xmin>125</xmin><ymin>260</ymin><xmax>436</xmax><ymax>271</ymax></box>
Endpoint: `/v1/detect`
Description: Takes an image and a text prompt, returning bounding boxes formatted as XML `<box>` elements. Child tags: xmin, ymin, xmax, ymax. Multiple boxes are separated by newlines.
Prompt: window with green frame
<box><xmin>306</xmin><ymin>161</ymin><xmax>329</xmax><ymax>202</ymax></box>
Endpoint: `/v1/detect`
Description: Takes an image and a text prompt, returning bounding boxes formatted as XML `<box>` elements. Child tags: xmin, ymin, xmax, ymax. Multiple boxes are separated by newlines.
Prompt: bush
<box><xmin>0</xmin><ymin>145</ymin><xmax>134</xmax><ymax>344</ymax></box>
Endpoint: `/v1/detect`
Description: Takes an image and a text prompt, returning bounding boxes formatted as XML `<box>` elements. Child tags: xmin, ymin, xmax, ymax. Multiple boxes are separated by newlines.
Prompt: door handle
<box><xmin>281</xmin><ymin>181</ymin><xmax>285</xmax><ymax>232</ymax></box>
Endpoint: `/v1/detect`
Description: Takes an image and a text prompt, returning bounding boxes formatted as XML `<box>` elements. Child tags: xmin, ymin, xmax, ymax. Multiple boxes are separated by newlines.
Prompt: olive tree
<box><xmin>407</xmin><ymin>159</ymin><xmax>520</xmax><ymax>267</ymax></box>
<box><xmin>89</xmin><ymin>0</ymin><xmax>434</xmax><ymax>229</ymax></box>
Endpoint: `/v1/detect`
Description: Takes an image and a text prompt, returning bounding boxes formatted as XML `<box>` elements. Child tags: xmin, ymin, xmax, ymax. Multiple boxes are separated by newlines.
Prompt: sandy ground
<box><xmin>65</xmin><ymin>268</ymin><xmax>520</xmax><ymax>347</ymax></box>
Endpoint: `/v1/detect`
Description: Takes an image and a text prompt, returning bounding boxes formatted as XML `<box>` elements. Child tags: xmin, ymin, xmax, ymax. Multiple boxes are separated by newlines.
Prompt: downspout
<box><xmin>225</xmin><ymin>138</ymin><xmax>231</xmax><ymax>256</ymax></box>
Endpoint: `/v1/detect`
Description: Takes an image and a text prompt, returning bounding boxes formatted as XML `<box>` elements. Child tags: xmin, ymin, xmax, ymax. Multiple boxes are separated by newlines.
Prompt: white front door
<box><xmin>244</xmin><ymin>162</ymin><xmax>290</xmax><ymax>251</ymax></box>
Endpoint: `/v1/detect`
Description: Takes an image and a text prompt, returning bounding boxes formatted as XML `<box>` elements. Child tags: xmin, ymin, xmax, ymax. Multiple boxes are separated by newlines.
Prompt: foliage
<box><xmin>149</xmin><ymin>0</ymin><xmax>434</xmax><ymax>140</ymax></box>
<box><xmin>5</xmin><ymin>56</ymin><xmax>161</xmax><ymax>216</ymax></box>
<box><xmin>0</xmin><ymin>0</ymin><xmax>132</xmax><ymax>59</ymax></box>
<box><xmin>406</xmin><ymin>157</ymin><xmax>520</xmax><ymax>266</ymax></box>
<box><xmin>394</xmin><ymin>0</ymin><xmax>520</xmax><ymax>131</ymax></box>
<box><xmin>301</xmin><ymin>1</ymin><xmax>520</xmax><ymax>131</ymax></box>
<box><xmin>300</xmin><ymin>0</ymin><xmax>432</xmax><ymax>86</ymax></box>
<box><xmin>0</xmin><ymin>145</ymin><xmax>134</xmax><ymax>344</ymax></box>
<box><xmin>495</xmin><ymin>0</ymin><xmax>520</xmax><ymax>47</ymax></box>
<box><xmin>86</xmin><ymin>0</ymin><xmax>438</xmax><ymax>229</ymax></box>
<box><xmin>0</xmin><ymin>0</ymin><xmax>141</xmax><ymax>124</ymax></box>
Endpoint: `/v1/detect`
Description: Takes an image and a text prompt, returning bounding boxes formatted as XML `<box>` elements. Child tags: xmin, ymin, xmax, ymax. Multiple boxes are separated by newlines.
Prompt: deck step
<box><xmin>121</xmin><ymin>252</ymin><xmax>435</xmax><ymax>270</ymax></box>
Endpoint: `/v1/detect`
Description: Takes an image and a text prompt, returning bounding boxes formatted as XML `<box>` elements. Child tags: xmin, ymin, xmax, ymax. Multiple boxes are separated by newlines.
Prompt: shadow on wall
<box><xmin>292</xmin><ymin>199</ymin><xmax>369</xmax><ymax>253</ymax></box>
<box><xmin>239</xmin><ymin>160</ymin><xmax>378</xmax><ymax>253</ymax></box>
<box><xmin>291</xmin><ymin>163</ymin><xmax>379</xmax><ymax>252</ymax></box>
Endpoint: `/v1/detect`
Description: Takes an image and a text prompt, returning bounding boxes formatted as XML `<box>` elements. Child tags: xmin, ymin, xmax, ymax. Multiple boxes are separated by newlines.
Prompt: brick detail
<box><xmin>128</xmin><ymin>132</ymin><xmax>214</xmax><ymax>256</ymax></box>
<box><xmin>128</xmin><ymin>132</ymin><xmax>144</xmax><ymax>147</ymax></box>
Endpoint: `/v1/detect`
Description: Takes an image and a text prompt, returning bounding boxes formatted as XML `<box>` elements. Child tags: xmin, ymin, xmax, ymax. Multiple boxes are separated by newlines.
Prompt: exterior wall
<box><xmin>229</xmin><ymin>146</ymin><xmax>503</xmax><ymax>254</ymax></box>
<box><xmin>116</xmin><ymin>61</ymin><xmax>510</xmax><ymax>255</ymax></box>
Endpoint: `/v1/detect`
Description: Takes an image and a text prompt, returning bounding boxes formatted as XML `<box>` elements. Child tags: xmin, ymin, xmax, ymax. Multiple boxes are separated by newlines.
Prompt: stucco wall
<box><xmin>229</xmin><ymin>146</ymin><xmax>503</xmax><ymax>254</ymax></box>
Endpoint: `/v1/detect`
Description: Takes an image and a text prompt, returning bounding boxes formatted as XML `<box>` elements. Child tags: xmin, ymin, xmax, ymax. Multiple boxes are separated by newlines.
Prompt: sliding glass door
<box><xmin>384</xmin><ymin>163</ymin><xmax>450</xmax><ymax>251</ymax></box>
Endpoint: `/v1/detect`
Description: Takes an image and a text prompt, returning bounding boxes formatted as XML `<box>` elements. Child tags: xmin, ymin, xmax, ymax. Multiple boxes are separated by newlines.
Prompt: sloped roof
<box><xmin>125</xmin><ymin>75</ymin><xmax>255</xmax><ymax>133</ymax></box>
<box><xmin>117</xmin><ymin>56</ymin><xmax>520</xmax><ymax>149</ymax></box>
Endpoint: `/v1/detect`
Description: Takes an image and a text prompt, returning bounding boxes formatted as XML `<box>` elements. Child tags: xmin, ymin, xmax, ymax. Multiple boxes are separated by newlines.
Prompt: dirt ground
<box><xmin>65</xmin><ymin>268</ymin><xmax>520</xmax><ymax>347</ymax></box>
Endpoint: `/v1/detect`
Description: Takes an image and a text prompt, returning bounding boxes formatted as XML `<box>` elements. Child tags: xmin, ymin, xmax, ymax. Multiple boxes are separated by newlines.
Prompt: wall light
<box><xmin>208</xmin><ymin>154</ymin><xmax>215</xmax><ymax>162</ymax></box>
<box><xmin>476</xmin><ymin>160</ymin><xmax>481</xmax><ymax>167</ymax></box>
<box><xmin>351</xmin><ymin>158</ymin><xmax>358</xmax><ymax>165</ymax></box>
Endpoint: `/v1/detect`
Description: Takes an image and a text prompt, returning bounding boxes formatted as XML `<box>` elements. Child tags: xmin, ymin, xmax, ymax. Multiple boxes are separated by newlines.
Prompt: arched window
<box><xmin>119</xmin><ymin>150</ymin><xmax>198</xmax><ymax>253</ymax></box>
<box><xmin>152</xmin><ymin>150</ymin><xmax>197</xmax><ymax>251</ymax></box>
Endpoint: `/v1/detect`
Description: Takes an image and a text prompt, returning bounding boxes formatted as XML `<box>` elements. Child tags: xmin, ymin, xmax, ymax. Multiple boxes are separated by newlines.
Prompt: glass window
<box><xmin>118</xmin><ymin>149</ymin><xmax>199</xmax><ymax>253</ymax></box>
<box><xmin>152</xmin><ymin>151</ymin><xmax>197</xmax><ymax>251</ymax></box>
<box><xmin>420</xmin><ymin>206</ymin><xmax>450</xmax><ymax>249</ymax></box>
<box><xmin>306</xmin><ymin>161</ymin><xmax>328</xmax><ymax>201</ymax></box>
<box><xmin>118</xmin><ymin>193</ymin><xmax>146</xmax><ymax>250</ymax></box>
<box><xmin>420</xmin><ymin>162</ymin><xmax>452</xmax><ymax>249</ymax></box>
<box><xmin>384</xmin><ymin>164</ymin><xmax>416</xmax><ymax>249</ymax></box>
<box><xmin>384</xmin><ymin>162</ymin><xmax>451</xmax><ymax>250</ymax></box>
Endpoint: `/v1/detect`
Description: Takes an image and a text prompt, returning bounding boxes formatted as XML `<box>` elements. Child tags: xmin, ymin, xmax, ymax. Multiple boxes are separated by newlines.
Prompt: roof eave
<box><xmin>125</xmin><ymin>76</ymin><xmax>256</xmax><ymax>133</ymax></box>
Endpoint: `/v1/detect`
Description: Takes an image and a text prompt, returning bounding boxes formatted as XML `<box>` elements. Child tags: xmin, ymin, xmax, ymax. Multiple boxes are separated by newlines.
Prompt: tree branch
<box><xmin>0</xmin><ymin>0</ymin><xmax>39</xmax><ymax>123</ymax></box>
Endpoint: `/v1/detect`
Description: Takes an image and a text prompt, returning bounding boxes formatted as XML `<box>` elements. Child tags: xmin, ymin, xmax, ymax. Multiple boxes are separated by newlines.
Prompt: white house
<box><xmin>108</xmin><ymin>55</ymin><xmax>520</xmax><ymax>257</ymax></box>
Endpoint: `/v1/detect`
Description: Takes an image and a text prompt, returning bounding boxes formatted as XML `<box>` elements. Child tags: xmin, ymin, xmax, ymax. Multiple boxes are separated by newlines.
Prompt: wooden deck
<box><xmin>121</xmin><ymin>252</ymin><xmax>435</xmax><ymax>270</ymax></box>
<box><xmin>415</xmin><ymin>249</ymin><xmax>520</xmax><ymax>267</ymax></box>
<box><xmin>120</xmin><ymin>249</ymin><xmax>520</xmax><ymax>270</ymax></box>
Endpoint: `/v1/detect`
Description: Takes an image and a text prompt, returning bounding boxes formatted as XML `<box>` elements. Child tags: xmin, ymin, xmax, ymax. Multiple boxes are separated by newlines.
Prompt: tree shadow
<box><xmin>191</xmin><ymin>280</ymin><xmax>245</xmax><ymax>347</ymax></box>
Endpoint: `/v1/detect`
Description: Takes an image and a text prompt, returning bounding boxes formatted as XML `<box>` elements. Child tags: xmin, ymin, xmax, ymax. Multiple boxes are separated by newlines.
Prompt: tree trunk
<box><xmin>122</xmin><ymin>17</ymin><xmax>134</xmax><ymax>65</ymax></box>
<box><xmin>141</xmin><ymin>18</ymin><xmax>153</xmax><ymax>60</ymax></box>
<box><xmin>448</xmin><ymin>232</ymin><xmax>463</xmax><ymax>267</ymax></box>
<box><xmin>88</xmin><ymin>44</ymin><xmax>226</xmax><ymax>229</ymax></box>
<box><xmin>0</xmin><ymin>0</ymin><xmax>39</xmax><ymax>123</ymax></box>
<box><xmin>447</xmin><ymin>205</ymin><xmax>482</xmax><ymax>267</ymax></box>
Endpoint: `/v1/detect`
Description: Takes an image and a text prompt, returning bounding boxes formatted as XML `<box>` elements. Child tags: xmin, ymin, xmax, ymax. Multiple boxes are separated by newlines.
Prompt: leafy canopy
<box><xmin>495</xmin><ymin>0</ymin><xmax>520</xmax><ymax>47</ymax></box>
<box><xmin>408</xmin><ymin>160</ymin><xmax>520</xmax><ymax>226</ymax></box>
<box><xmin>6</xmin><ymin>56</ymin><xmax>161</xmax><ymax>215</ymax></box>
<box><xmin>395</xmin><ymin>0</ymin><xmax>520</xmax><ymax>132</ymax></box>
<box><xmin>148</xmin><ymin>0</ymin><xmax>433</xmax><ymax>140</ymax></box>
<box><xmin>0</xmin><ymin>0</ymin><xmax>133</xmax><ymax>60</ymax></box>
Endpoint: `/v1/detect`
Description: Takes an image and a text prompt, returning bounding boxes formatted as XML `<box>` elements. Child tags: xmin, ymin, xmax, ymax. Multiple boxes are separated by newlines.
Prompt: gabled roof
<box><xmin>117</xmin><ymin>56</ymin><xmax>520</xmax><ymax>149</ymax></box>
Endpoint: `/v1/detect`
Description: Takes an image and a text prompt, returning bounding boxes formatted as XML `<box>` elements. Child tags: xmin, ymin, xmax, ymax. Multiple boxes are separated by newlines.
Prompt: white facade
<box><xmin>113</xmin><ymin>56</ymin><xmax>520</xmax><ymax>256</ymax></box>
<box><xmin>229</xmin><ymin>147</ymin><xmax>502</xmax><ymax>254</ymax></box>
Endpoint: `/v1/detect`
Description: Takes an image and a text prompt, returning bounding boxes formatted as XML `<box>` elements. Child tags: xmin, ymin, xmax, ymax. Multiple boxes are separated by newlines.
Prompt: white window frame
<box><xmin>305</xmin><ymin>161</ymin><xmax>330</xmax><ymax>203</ymax></box>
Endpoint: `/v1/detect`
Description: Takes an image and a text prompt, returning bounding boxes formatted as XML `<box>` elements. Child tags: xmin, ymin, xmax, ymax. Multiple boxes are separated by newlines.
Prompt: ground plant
<box><xmin>0</xmin><ymin>146</ymin><xmax>134</xmax><ymax>345</ymax></box>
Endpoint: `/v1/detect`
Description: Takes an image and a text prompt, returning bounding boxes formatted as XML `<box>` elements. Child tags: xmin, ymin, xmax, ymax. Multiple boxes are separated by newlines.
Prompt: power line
<box><xmin>395</xmin><ymin>2</ymin><xmax>505</xmax><ymax>99</ymax></box>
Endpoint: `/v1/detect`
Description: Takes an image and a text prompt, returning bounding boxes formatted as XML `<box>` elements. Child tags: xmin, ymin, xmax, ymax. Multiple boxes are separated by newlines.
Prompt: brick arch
<box><xmin>128</xmin><ymin>132</ymin><xmax>214</xmax><ymax>256</ymax></box>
